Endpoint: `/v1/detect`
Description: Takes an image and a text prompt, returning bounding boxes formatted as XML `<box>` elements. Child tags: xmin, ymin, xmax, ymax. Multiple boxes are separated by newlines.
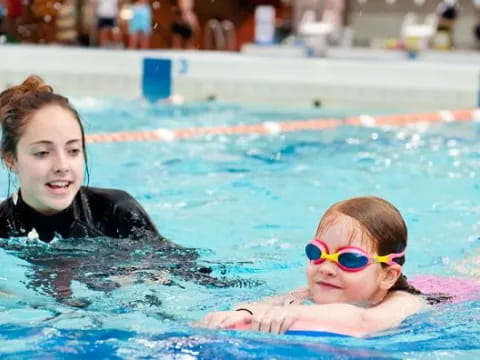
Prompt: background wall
<box><xmin>1</xmin><ymin>45</ymin><xmax>478</xmax><ymax>111</ymax></box>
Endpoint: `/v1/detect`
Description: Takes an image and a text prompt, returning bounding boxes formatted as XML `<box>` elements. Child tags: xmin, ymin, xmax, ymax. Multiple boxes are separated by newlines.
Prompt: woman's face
<box><xmin>10</xmin><ymin>104</ymin><xmax>84</xmax><ymax>215</ymax></box>
<box><xmin>306</xmin><ymin>214</ymin><xmax>389</xmax><ymax>305</ymax></box>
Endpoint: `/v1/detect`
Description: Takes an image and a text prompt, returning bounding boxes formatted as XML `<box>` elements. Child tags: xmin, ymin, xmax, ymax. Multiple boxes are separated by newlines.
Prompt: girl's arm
<box><xmin>245</xmin><ymin>290</ymin><xmax>426</xmax><ymax>337</ymax></box>
<box><xmin>196</xmin><ymin>287</ymin><xmax>308</xmax><ymax>330</ymax></box>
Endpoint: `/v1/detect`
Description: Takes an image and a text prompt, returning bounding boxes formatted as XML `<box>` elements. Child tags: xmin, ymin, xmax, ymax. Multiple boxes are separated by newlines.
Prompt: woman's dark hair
<box><xmin>317</xmin><ymin>196</ymin><xmax>421</xmax><ymax>295</ymax></box>
<box><xmin>0</xmin><ymin>75</ymin><xmax>89</xmax><ymax>183</ymax></box>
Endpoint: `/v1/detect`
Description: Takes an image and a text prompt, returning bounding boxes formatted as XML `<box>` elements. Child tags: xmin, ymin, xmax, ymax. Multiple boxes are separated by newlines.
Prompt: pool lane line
<box><xmin>85</xmin><ymin>108</ymin><xmax>480</xmax><ymax>143</ymax></box>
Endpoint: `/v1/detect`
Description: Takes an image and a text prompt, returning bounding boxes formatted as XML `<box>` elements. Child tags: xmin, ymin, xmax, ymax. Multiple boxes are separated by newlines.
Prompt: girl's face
<box><xmin>10</xmin><ymin>105</ymin><xmax>85</xmax><ymax>215</ymax></box>
<box><xmin>306</xmin><ymin>214</ymin><xmax>391</xmax><ymax>305</ymax></box>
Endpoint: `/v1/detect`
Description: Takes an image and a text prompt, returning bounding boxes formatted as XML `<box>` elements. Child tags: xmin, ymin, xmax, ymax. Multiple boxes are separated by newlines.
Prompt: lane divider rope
<box><xmin>86</xmin><ymin>108</ymin><xmax>479</xmax><ymax>144</ymax></box>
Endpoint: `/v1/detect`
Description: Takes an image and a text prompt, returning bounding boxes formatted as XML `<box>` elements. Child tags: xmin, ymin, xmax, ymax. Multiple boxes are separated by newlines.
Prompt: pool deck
<box><xmin>1</xmin><ymin>44</ymin><xmax>479</xmax><ymax>110</ymax></box>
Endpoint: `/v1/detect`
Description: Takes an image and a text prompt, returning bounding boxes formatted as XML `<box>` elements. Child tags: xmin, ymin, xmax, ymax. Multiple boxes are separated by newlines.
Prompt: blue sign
<box><xmin>142</xmin><ymin>58</ymin><xmax>172</xmax><ymax>102</ymax></box>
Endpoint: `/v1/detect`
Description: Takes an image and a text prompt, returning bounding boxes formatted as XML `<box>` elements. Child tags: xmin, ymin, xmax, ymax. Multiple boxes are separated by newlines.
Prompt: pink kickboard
<box><xmin>409</xmin><ymin>275</ymin><xmax>480</xmax><ymax>303</ymax></box>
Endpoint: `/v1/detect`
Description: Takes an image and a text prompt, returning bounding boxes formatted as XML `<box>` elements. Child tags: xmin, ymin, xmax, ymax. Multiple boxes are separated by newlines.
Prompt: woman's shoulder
<box><xmin>81</xmin><ymin>186</ymin><xmax>137</xmax><ymax>203</ymax></box>
<box><xmin>83</xmin><ymin>186</ymin><xmax>151</xmax><ymax>215</ymax></box>
<box><xmin>0</xmin><ymin>198</ymin><xmax>9</xmax><ymax>210</ymax></box>
<box><xmin>0</xmin><ymin>197</ymin><xmax>16</xmax><ymax>239</ymax></box>
<box><xmin>79</xmin><ymin>187</ymin><xmax>142</xmax><ymax>212</ymax></box>
<box><xmin>0</xmin><ymin>198</ymin><xmax>9</xmax><ymax>222</ymax></box>
<box><xmin>77</xmin><ymin>186</ymin><xmax>158</xmax><ymax>239</ymax></box>
<box><xmin>0</xmin><ymin>196</ymin><xmax>14</xmax><ymax>220</ymax></box>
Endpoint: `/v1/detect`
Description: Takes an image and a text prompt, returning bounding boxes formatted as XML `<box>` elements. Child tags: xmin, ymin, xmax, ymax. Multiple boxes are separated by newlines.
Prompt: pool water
<box><xmin>0</xmin><ymin>101</ymin><xmax>479</xmax><ymax>359</ymax></box>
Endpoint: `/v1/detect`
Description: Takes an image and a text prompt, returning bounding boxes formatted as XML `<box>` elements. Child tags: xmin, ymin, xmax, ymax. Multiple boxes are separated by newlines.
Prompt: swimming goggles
<box><xmin>305</xmin><ymin>238</ymin><xmax>406</xmax><ymax>272</ymax></box>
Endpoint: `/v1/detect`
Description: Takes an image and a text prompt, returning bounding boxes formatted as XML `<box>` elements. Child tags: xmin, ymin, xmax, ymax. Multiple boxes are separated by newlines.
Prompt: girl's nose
<box><xmin>316</xmin><ymin>259</ymin><xmax>337</xmax><ymax>277</ymax></box>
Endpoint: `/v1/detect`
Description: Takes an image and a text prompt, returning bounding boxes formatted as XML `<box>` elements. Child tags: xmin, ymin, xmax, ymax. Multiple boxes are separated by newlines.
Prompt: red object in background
<box><xmin>7</xmin><ymin>0</ymin><xmax>22</xmax><ymax>18</ymax></box>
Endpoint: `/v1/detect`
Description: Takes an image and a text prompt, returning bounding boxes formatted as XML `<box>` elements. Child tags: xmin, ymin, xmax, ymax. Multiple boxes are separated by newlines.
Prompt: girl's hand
<box><xmin>250</xmin><ymin>305</ymin><xmax>299</xmax><ymax>334</ymax></box>
<box><xmin>195</xmin><ymin>310</ymin><xmax>252</xmax><ymax>330</ymax></box>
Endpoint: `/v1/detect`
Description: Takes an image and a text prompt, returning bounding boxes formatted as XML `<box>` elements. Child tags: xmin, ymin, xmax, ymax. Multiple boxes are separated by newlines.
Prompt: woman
<box><xmin>0</xmin><ymin>75</ymin><xmax>172</xmax><ymax>244</ymax></box>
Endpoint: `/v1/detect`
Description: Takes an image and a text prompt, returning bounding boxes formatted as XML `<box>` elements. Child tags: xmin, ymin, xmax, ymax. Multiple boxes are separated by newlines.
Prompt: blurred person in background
<box><xmin>56</xmin><ymin>0</ymin><xmax>77</xmax><ymax>45</ymax></box>
<box><xmin>77</xmin><ymin>0</ymin><xmax>96</xmax><ymax>46</ymax></box>
<box><xmin>204</xmin><ymin>16</ymin><xmax>236</xmax><ymax>51</ymax></box>
<box><xmin>4</xmin><ymin>0</ymin><xmax>22</xmax><ymax>42</ymax></box>
<box><xmin>325</xmin><ymin>0</ymin><xmax>345</xmax><ymax>28</ymax></box>
<box><xmin>293</xmin><ymin>0</ymin><xmax>345</xmax><ymax>44</ymax></box>
<box><xmin>128</xmin><ymin>0</ymin><xmax>151</xmax><ymax>49</ymax></box>
<box><xmin>95</xmin><ymin>0</ymin><xmax>122</xmax><ymax>47</ymax></box>
<box><xmin>0</xmin><ymin>0</ymin><xmax>4</xmax><ymax>38</ymax></box>
<box><xmin>293</xmin><ymin>0</ymin><xmax>322</xmax><ymax>35</ymax></box>
<box><xmin>433</xmin><ymin>0</ymin><xmax>460</xmax><ymax>50</ymax></box>
<box><xmin>474</xmin><ymin>0</ymin><xmax>480</xmax><ymax>49</ymax></box>
<box><xmin>171</xmin><ymin>0</ymin><xmax>198</xmax><ymax>49</ymax></box>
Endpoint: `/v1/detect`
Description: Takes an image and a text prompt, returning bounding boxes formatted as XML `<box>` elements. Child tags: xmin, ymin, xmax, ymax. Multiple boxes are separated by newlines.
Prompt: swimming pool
<box><xmin>1</xmin><ymin>100</ymin><xmax>479</xmax><ymax>359</ymax></box>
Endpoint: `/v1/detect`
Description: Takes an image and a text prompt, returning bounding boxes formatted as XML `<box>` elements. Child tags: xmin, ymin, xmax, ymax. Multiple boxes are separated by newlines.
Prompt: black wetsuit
<box><xmin>0</xmin><ymin>186</ymin><xmax>170</xmax><ymax>244</ymax></box>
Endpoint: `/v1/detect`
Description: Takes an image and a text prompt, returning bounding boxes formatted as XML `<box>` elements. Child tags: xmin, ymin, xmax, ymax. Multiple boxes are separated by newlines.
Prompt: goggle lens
<box><xmin>305</xmin><ymin>243</ymin><xmax>322</xmax><ymax>261</ymax></box>
<box><xmin>338</xmin><ymin>252</ymin><xmax>369</xmax><ymax>269</ymax></box>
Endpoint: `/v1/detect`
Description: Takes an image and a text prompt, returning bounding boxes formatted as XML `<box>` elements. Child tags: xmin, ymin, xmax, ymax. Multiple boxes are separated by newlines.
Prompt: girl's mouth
<box><xmin>316</xmin><ymin>281</ymin><xmax>342</xmax><ymax>290</ymax></box>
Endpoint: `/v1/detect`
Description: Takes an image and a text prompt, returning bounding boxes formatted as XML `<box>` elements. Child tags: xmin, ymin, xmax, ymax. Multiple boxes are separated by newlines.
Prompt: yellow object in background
<box><xmin>431</xmin><ymin>30</ymin><xmax>452</xmax><ymax>50</ymax></box>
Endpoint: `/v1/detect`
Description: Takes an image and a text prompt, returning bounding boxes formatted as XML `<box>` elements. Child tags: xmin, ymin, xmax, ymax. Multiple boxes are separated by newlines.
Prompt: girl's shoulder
<box><xmin>388</xmin><ymin>289</ymin><xmax>457</xmax><ymax>308</ymax></box>
<box><xmin>385</xmin><ymin>289</ymin><xmax>430</xmax><ymax>310</ymax></box>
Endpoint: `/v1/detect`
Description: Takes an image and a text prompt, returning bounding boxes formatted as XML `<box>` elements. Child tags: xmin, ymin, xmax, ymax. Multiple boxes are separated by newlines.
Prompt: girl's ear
<box><xmin>379</xmin><ymin>264</ymin><xmax>402</xmax><ymax>291</ymax></box>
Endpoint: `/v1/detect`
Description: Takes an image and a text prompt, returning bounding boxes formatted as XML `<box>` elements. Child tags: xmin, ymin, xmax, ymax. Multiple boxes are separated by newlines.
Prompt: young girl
<box><xmin>0</xmin><ymin>75</ymin><xmax>173</xmax><ymax>244</ymax></box>
<box><xmin>198</xmin><ymin>196</ymin><xmax>426</xmax><ymax>337</ymax></box>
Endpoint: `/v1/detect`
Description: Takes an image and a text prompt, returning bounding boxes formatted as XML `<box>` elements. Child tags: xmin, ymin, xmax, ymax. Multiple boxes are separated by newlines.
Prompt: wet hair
<box><xmin>0</xmin><ymin>75</ymin><xmax>89</xmax><ymax>183</ymax></box>
<box><xmin>316</xmin><ymin>196</ymin><xmax>421</xmax><ymax>295</ymax></box>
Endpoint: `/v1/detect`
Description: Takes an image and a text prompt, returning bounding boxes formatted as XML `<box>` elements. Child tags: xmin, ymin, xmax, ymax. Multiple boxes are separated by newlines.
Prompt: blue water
<box><xmin>1</xmin><ymin>101</ymin><xmax>480</xmax><ymax>359</ymax></box>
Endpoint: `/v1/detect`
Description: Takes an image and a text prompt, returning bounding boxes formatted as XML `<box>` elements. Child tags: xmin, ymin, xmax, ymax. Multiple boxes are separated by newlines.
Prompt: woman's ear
<box><xmin>379</xmin><ymin>264</ymin><xmax>402</xmax><ymax>291</ymax></box>
<box><xmin>2</xmin><ymin>154</ymin><xmax>16</xmax><ymax>172</ymax></box>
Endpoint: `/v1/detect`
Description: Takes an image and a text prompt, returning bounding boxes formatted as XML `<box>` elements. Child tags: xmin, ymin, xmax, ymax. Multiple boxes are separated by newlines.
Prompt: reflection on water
<box><xmin>0</xmin><ymin>236</ymin><xmax>263</xmax><ymax>308</ymax></box>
